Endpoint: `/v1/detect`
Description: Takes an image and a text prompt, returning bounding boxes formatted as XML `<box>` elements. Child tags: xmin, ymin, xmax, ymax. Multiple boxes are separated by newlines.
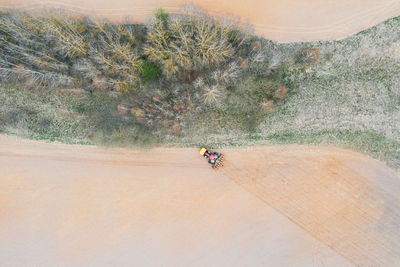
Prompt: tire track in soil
<box><xmin>0</xmin><ymin>151</ymin><xmax>204</xmax><ymax>169</ymax></box>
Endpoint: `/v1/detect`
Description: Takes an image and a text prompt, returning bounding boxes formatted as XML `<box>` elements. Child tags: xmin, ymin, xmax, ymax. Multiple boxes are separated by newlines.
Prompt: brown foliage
<box><xmin>276</xmin><ymin>86</ymin><xmax>286</xmax><ymax>100</ymax></box>
<box><xmin>117</xmin><ymin>104</ymin><xmax>128</xmax><ymax>115</ymax></box>
<box><xmin>308</xmin><ymin>48</ymin><xmax>320</xmax><ymax>63</ymax></box>
<box><xmin>171</xmin><ymin>121</ymin><xmax>182</xmax><ymax>134</ymax></box>
<box><xmin>241</xmin><ymin>59</ymin><xmax>249</xmax><ymax>70</ymax></box>
<box><xmin>253</xmin><ymin>41</ymin><xmax>261</xmax><ymax>51</ymax></box>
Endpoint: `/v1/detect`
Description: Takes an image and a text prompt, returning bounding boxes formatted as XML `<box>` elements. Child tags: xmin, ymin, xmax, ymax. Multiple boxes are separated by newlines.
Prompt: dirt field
<box><xmin>0</xmin><ymin>0</ymin><xmax>399</xmax><ymax>42</ymax></box>
<box><xmin>0</xmin><ymin>135</ymin><xmax>399</xmax><ymax>266</ymax></box>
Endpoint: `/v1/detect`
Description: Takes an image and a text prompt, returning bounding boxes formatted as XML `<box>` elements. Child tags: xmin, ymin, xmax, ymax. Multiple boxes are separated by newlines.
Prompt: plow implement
<box><xmin>212</xmin><ymin>154</ymin><xmax>224</xmax><ymax>169</ymax></box>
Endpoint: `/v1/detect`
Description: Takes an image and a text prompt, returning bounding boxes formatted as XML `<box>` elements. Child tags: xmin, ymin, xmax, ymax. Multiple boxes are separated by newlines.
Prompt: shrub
<box><xmin>38</xmin><ymin>11</ymin><xmax>88</xmax><ymax>58</ymax></box>
<box><xmin>87</xmin><ymin>21</ymin><xmax>142</xmax><ymax>92</ymax></box>
<box><xmin>154</xmin><ymin>8</ymin><xmax>170</xmax><ymax>23</ymax></box>
<box><xmin>203</xmin><ymin>85</ymin><xmax>224</xmax><ymax>104</ymax></box>
<box><xmin>140</xmin><ymin>61</ymin><xmax>161</xmax><ymax>83</ymax></box>
<box><xmin>295</xmin><ymin>47</ymin><xmax>320</xmax><ymax>65</ymax></box>
<box><xmin>143</xmin><ymin>7</ymin><xmax>244</xmax><ymax>78</ymax></box>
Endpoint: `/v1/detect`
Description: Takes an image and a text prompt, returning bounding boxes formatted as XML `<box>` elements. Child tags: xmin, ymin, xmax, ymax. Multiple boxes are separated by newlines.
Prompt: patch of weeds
<box><xmin>140</xmin><ymin>61</ymin><xmax>161</xmax><ymax>83</ymax></box>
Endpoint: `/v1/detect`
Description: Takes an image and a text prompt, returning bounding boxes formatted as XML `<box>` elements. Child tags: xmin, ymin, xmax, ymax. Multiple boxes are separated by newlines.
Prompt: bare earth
<box><xmin>0</xmin><ymin>0</ymin><xmax>399</xmax><ymax>42</ymax></box>
<box><xmin>0</xmin><ymin>135</ymin><xmax>399</xmax><ymax>266</ymax></box>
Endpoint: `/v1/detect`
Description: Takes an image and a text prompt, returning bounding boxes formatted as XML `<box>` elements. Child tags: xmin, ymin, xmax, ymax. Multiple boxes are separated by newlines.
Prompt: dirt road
<box><xmin>1</xmin><ymin>0</ymin><xmax>399</xmax><ymax>42</ymax></box>
<box><xmin>0</xmin><ymin>135</ymin><xmax>399</xmax><ymax>266</ymax></box>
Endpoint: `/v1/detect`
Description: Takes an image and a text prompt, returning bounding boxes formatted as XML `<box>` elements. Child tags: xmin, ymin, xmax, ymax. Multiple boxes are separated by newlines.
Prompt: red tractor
<box><xmin>199</xmin><ymin>147</ymin><xmax>224</xmax><ymax>169</ymax></box>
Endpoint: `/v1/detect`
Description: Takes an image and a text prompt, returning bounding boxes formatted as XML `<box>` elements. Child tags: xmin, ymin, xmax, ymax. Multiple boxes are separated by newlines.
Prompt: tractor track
<box><xmin>0</xmin><ymin>151</ymin><xmax>205</xmax><ymax>169</ymax></box>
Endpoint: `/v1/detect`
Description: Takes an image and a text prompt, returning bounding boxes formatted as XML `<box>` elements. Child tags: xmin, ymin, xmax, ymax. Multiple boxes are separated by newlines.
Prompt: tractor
<box><xmin>199</xmin><ymin>147</ymin><xmax>224</xmax><ymax>169</ymax></box>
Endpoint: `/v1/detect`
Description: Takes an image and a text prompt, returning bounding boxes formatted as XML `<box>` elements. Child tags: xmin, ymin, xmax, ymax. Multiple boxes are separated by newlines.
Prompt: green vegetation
<box><xmin>154</xmin><ymin>8</ymin><xmax>170</xmax><ymax>22</ymax></box>
<box><xmin>140</xmin><ymin>61</ymin><xmax>160</xmax><ymax>83</ymax></box>
<box><xmin>0</xmin><ymin>8</ymin><xmax>399</xmax><ymax>169</ymax></box>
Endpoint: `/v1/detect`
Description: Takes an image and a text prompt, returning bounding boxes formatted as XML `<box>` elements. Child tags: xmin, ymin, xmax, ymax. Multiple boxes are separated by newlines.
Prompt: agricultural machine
<box><xmin>199</xmin><ymin>147</ymin><xmax>224</xmax><ymax>169</ymax></box>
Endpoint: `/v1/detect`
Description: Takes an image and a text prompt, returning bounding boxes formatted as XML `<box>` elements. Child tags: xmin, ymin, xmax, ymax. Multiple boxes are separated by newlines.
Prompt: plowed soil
<box><xmin>0</xmin><ymin>135</ymin><xmax>399</xmax><ymax>266</ymax></box>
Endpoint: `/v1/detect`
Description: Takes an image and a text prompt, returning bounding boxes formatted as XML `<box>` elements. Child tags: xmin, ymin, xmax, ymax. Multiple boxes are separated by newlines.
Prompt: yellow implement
<box><xmin>199</xmin><ymin>147</ymin><xmax>207</xmax><ymax>156</ymax></box>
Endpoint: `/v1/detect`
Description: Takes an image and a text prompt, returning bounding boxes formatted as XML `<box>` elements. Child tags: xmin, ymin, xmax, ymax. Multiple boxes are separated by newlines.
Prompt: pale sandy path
<box><xmin>0</xmin><ymin>135</ymin><xmax>399</xmax><ymax>266</ymax></box>
<box><xmin>1</xmin><ymin>0</ymin><xmax>400</xmax><ymax>42</ymax></box>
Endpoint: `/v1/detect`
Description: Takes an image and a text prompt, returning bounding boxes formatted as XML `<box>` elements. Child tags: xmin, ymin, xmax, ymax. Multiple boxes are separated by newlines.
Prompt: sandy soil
<box><xmin>1</xmin><ymin>0</ymin><xmax>399</xmax><ymax>42</ymax></box>
<box><xmin>0</xmin><ymin>135</ymin><xmax>399</xmax><ymax>266</ymax></box>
